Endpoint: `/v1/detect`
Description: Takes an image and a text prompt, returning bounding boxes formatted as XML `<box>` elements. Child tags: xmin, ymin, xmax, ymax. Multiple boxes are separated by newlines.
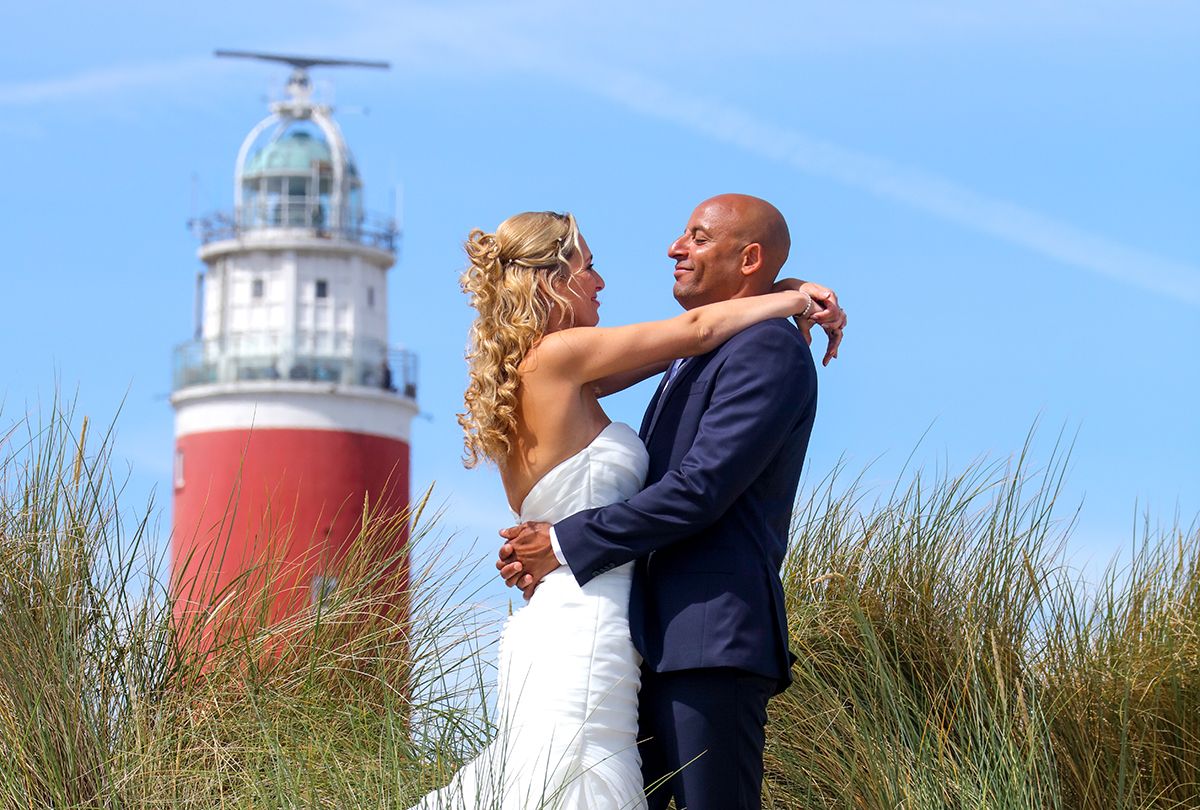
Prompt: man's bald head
<box><xmin>668</xmin><ymin>194</ymin><xmax>792</xmax><ymax>308</ymax></box>
<box><xmin>707</xmin><ymin>193</ymin><xmax>791</xmax><ymax>286</ymax></box>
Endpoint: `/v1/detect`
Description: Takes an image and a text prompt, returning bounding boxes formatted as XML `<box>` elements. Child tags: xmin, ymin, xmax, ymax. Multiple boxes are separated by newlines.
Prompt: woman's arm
<box><xmin>773</xmin><ymin>278</ymin><xmax>847</xmax><ymax>365</ymax></box>
<box><xmin>532</xmin><ymin>290</ymin><xmax>814</xmax><ymax>387</ymax></box>
<box><xmin>591</xmin><ymin>359</ymin><xmax>672</xmax><ymax>398</ymax></box>
<box><xmin>586</xmin><ymin>279</ymin><xmax>847</xmax><ymax>393</ymax></box>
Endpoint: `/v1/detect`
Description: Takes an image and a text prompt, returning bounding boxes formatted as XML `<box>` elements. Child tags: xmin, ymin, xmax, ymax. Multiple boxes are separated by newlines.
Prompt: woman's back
<box><xmin>500</xmin><ymin>346</ymin><xmax>612</xmax><ymax>513</ymax></box>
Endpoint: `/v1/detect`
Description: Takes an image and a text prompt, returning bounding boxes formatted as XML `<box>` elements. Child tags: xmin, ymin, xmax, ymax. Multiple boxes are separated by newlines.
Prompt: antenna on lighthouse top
<box><xmin>215</xmin><ymin>49</ymin><xmax>389</xmax><ymax>105</ymax></box>
<box><xmin>205</xmin><ymin>48</ymin><xmax>396</xmax><ymax>246</ymax></box>
<box><xmin>214</xmin><ymin>49</ymin><xmax>390</xmax><ymax>71</ymax></box>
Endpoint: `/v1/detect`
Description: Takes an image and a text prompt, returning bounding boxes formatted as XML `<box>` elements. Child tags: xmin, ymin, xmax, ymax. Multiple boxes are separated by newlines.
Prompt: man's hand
<box><xmin>772</xmin><ymin>279</ymin><xmax>847</xmax><ymax>366</ymax></box>
<box><xmin>496</xmin><ymin>521</ymin><xmax>560</xmax><ymax>600</ymax></box>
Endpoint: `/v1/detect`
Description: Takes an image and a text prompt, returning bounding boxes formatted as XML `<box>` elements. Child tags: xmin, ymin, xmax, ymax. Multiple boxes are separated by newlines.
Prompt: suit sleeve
<box><xmin>555</xmin><ymin>322</ymin><xmax>815</xmax><ymax>586</ymax></box>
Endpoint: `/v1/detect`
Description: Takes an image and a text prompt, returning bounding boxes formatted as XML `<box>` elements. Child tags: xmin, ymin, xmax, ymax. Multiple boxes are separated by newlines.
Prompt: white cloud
<box><xmin>351</xmin><ymin>1</ymin><xmax>1200</xmax><ymax>307</ymax></box>
<box><xmin>356</xmin><ymin>0</ymin><xmax>1199</xmax><ymax>63</ymax></box>
<box><xmin>0</xmin><ymin>57</ymin><xmax>230</xmax><ymax>106</ymax></box>
<box><xmin>560</xmin><ymin>63</ymin><xmax>1200</xmax><ymax>306</ymax></box>
<box><xmin>5</xmin><ymin>1</ymin><xmax>1196</xmax><ymax>305</ymax></box>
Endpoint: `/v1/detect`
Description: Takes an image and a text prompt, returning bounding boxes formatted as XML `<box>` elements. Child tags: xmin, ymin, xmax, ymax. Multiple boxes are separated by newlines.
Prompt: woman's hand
<box><xmin>773</xmin><ymin>278</ymin><xmax>847</xmax><ymax>366</ymax></box>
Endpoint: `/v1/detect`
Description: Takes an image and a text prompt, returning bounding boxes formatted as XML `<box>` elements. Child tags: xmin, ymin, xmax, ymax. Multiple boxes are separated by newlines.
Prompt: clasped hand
<box><xmin>496</xmin><ymin>521</ymin><xmax>558</xmax><ymax>600</ymax></box>
<box><xmin>773</xmin><ymin>279</ymin><xmax>847</xmax><ymax>366</ymax></box>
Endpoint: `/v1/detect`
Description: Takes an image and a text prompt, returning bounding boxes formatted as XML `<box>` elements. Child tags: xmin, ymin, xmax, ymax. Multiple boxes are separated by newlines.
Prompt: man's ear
<box><xmin>740</xmin><ymin>242</ymin><xmax>764</xmax><ymax>277</ymax></box>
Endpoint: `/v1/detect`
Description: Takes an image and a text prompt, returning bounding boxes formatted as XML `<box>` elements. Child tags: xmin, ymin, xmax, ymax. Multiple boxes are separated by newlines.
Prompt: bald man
<box><xmin>499</xmin><ymin>195</ymin><xmax>840</xmax><ymax>809</ymax></box>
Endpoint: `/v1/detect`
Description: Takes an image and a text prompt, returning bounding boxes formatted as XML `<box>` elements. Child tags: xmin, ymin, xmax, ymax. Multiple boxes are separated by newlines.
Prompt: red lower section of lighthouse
<box><xmin>171</xmin><ymin>428</ymin><xmax>411</xmax><ymax>633</ymax></box>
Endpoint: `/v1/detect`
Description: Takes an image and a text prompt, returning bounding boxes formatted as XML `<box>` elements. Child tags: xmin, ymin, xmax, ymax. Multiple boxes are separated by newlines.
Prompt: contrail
<box><xmin>560</xmin><ymin>63</ymin><xmax>1200</xmax><ymax>307</ymax></box>
<box><xmin>6</xmin><ymin>29</ymin><xmax>1196</xmax><ymax>307</ymax></box>
<box><xmin>0</xmin><ymin>57</ymin><xmax>225</xmax><ymax>105</ymax></box>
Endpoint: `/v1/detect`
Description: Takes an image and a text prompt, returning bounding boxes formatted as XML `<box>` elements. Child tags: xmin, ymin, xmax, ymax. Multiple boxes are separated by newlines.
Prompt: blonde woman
<box><xmin>413</xmin><ymin>199</ymin><xmax>843</xmax><ymax>810</ymax></box>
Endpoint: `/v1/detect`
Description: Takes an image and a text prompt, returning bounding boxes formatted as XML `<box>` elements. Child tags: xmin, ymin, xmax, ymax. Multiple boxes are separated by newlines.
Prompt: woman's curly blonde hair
<box><xmin>458</xmin><ymin>211</ymin><xmax>582</xmax><ymax>468</ymax></box>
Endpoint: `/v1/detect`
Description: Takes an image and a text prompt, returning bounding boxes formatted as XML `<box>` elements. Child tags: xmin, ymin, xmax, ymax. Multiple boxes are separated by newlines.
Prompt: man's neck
<box><xmin>680</xmin><ymin>285</ymin><xmax>770</xmax><ymax>310</ymax></box>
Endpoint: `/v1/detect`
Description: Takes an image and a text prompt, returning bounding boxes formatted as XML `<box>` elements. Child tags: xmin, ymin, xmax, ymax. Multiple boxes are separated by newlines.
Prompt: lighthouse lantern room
<box><xmin>171</xmin><ymin>52</ymin><xmax>417</xmax><ymax>626</ymax></box>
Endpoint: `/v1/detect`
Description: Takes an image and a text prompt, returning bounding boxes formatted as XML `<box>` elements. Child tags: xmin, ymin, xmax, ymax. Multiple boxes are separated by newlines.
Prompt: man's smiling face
<box><xmin>667</xmin><ymin>199</ymin><xmax>749</xmax><ymax>310</ymax></box>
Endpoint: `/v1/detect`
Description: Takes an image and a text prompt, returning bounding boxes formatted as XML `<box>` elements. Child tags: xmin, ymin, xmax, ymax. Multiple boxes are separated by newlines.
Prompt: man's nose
<box><xmin>667</xmin><ymin>237</ymin><xmax>686</xmax><ymax>259</ymax></box>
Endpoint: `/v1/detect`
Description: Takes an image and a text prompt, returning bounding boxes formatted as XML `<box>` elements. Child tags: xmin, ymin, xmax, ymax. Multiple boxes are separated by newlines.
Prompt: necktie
<box><xmin>665</xmin><ymin>358</ymin><xmax>687</xmax><ymax>387</ymax></box>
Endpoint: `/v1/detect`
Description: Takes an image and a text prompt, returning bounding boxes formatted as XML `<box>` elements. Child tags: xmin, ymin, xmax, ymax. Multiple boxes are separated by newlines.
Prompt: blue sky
<box><xmin>2</xmin><ymin>1</ymin><xmax>1197</xmax><ymax>600</ymax></box>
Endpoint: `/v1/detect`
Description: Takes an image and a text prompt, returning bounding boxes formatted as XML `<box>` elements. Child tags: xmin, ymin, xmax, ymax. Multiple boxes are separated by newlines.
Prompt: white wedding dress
<box><xmin>411</xmin><ymin>422</ymin><xmax>650</xmax><ymax>810</ymax></box>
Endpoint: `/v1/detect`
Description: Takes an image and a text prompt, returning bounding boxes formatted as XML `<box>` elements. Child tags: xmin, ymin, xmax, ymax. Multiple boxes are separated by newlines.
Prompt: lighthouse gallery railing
<box><xmin>172</xmin><ymin>335</ymin><xmax>417</xmax><ymax>398</ymax></box>
<box><xmin>189</xmin><ymin>202</ymin><xmax>397</xmax><ymax>252</ymax></box>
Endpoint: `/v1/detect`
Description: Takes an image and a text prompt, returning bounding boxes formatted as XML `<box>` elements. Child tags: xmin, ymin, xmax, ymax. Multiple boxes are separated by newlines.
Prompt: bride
<box><xmin>411</xmin><ymin>211</ymin><xmax>837</xmax><ymax>809</ymax></box>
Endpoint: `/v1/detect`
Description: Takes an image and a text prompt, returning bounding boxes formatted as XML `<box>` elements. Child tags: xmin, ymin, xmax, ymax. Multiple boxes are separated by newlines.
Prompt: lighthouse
<box><xmin>170</xmin><ymin>52</ymin><xmax>417</xmax><ymax>629</ymax></box>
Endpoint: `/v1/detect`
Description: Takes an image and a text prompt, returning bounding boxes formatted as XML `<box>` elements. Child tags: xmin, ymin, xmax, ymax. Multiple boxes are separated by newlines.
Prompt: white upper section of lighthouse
<box><xmin>193</xmin><ymin>62</ymin><xmax>397</xmax><ymax>256</ymax></box>
<box><xmin>173</xmin><ymin>57</ymin><xmax>417</xmax><ymax>419</ymax></box>
<box><xmin>229</xmin><ymin>68</ymin><xmax>377</xmax><ymax>249</ymax></box>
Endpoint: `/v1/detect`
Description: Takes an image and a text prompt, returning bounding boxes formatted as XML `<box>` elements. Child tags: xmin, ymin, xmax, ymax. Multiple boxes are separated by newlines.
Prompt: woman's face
<box><xmin>557</xmin><ymin>233</ymin><xmax>605</xmax><ymax>328</ymax></box>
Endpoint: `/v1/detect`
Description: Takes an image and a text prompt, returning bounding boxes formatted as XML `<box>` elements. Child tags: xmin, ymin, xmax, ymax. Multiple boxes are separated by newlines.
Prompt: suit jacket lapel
<box><xmin>639</xmin><ymin>371</ymin><xmax>671</xmax><ymax>441</ymax></box>
<box><xmin>644</xmin><ymin>355</ymin><xmax>704</xmax><ymax>440</ymax></box>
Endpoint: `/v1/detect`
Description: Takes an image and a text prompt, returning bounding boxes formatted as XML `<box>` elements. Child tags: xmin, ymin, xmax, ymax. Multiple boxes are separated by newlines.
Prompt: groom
<box><xmin>497</xmin><ymin>194</ymin><xmax>836</xmax><ymax>809</ymax></box>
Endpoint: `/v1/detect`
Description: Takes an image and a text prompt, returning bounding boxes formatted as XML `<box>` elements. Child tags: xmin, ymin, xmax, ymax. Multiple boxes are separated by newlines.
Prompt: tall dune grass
<box><xmin>0</xmin><ymin>403</ymin><xmax>499</xmax><ymax>807</ymax></box>
<box><xmin>1</xmin><ymin>406</ymin><xmax>1196</xmax><ymax>808</ymax></box>
<box><xmin>766</xmin><ymin>439</ymin><xmax>1199</xmax><ymax>809</ymax></box>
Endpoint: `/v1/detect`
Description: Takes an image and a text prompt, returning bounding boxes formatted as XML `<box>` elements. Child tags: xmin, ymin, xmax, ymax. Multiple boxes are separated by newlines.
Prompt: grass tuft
<box><xmin>1</xmin><ymin>406</ymin><xmax>1196</xmax><ymax>808</ymax></box>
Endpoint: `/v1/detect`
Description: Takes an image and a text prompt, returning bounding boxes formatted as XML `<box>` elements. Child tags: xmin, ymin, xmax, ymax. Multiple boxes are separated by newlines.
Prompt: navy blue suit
<box><xmin>554</xmin><ymin>318</ymin><xmax>817</xmax><ymax>809</ymax></box>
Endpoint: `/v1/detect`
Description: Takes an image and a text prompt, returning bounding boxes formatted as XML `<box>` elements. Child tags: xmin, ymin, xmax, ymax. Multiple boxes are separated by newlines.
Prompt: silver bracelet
<box><xmin>799</xmin><ymin>293</ymin><xmax>814</xmax><ymax>321</ymax></box>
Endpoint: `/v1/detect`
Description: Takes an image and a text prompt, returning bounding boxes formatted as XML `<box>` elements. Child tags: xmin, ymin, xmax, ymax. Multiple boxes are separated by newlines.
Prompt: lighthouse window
<box><xmin>251</xmin><ymin>278</ymin><xmax>264</xmax><ymax>299</ymax></box>
<box><xmin>367</xmin><ymin>286</ymin><xmax>375</xmax><ymax>308</ymax></box>
<box><xmin>315</xmin><ymin>279</ymin><xmax>329</xmax><ymax>299</ymax></box>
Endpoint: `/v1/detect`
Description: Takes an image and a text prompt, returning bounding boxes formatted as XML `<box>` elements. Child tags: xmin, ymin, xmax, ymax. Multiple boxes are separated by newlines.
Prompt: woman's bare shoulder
<box><xmin>521</xmin><ymin>327</ymin><xmax>598</xmax><ymax>372</ymax></box>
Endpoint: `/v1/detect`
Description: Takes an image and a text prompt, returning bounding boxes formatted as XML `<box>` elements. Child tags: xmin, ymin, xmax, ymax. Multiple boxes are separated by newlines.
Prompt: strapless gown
<box><xmin>411</xmin><ymin>422</ymin><xmax>650</xmax><ymax>810</ymax></box>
